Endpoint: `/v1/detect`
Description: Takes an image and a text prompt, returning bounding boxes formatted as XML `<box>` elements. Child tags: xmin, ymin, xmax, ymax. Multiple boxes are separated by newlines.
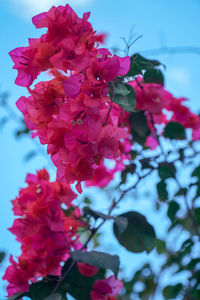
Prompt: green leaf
<box><xmin>15</xmin><ymin>126</ymin><xmax>30</xmax><ymax>138</ymax></box>
<box><xmin>109</xmin><ymin>83</ymin><xmax>136</xmax><ymax>112</ymax></box>
<box><xmin>0</xmin><ymin>251</ymin><xmax>5</xmax><ymax>263</ymax></box>
<box><xmin>143</xmin><ymin>69</ymin><xmax>164</xmax><ymax>85</ymax></box>
<box><xmin>84</xmin><ymin>197</ymin><xmax>92</xmax><ymax>205</ymax></box>
<box><xmin>30</xmin><ymin>281</ymin><xmax>54</xmax><ymax>300</ymax></box>
<box><xmin>121</xmin><ymin>163</ymin><xmax>136</xmax><ymax>184</ymax></box>
<box><xmin>156</xmin><ymin>239</ymin><xmax>167</xmax><ymax>254</ymax></box>
<box><xmin>194</xmin><ymin>207</ymin><xmax>200</xmax><ymax>225</ymax></box>
<box><xmin>167</xmin><ymin>201</ymin><xmax>180</xmax><ymax>221</ymax></box>
<box><xmin>163</xmin><ymin>283</ymin><xmax>183</xmax><ymax>299</ymax></box>
<box><xmin>7</xmin><ymin>293</ymin><xmax>30</xmax><ymax>300</ymax></box>
<box><xmin>113</xmin><ymin>211</ymin><xmax>156</xmax><ymax>253</ymax></box>
<box><xmin>157</xmin><ymin>181</ymin><xmax>168</xmax><ymax>201</ymax></box>
<box><xmin>163</xmin><ymin>122</ymin><xmax>186</xmax><ymax>140</ymax></box>
<box><xmin>140</xmin><ymin>158</ymin><xmax>153</xmax><ymax>170</ymax></box>
<box><xmin>196</xmin><ymin>184</ymin><xmax>200</xmax><ymax>198</ymax></box>
<box><xmin>44</xmin><ymin>294</ymin><xmax>63</xmax><ymax>300</ymax></box>
<box><xmin>130</xmin><ymin>150</ymin><xmax>137</xmax><ymax>160</ymax></box>
<box><xmin>127</xmin><ymin>54</ymin><xmax>161</xmax><ymax>77</ymax></box>
<box><xmin>114</xmin><ymin>82</ymin><xmax>130</xmax><ymax>96</ymax></box>
<box><xmin>71</xmin><ymin>250</ymin><xmax>120</xmax><ymax>276</ymax></box>
<box><xmin>29</xmin><ymin>281</ymin><xmax>65</xmax><ymax>300</ymax></box>
<box><xmin>114</xmin><ymin>216</ymin><xmax>128</xmax><ymax>234</ymax></box>
<box><xmin>93</xmin><ymin>232</ymin><xmax>101</xmax><ymax>248</ymax></box>
<box><xmin>129</xmin><ymin>111</ymin><xmax>150</xmax><ymax>145</ymax></box>
<box><xmin>158</xmin><ymin>163</ymin><xmax>176</xmax><ymax>180</ymax></box>
<box><xmin>61</xmin><ymin>259</ymin><xmax>105</xmax><ymax>300</ymax></box>
<box><xmin>192</xmin><ymin>166</ymin><xmax>200</xmax><ymax>178</ymax></box>
<box><xmin>62</xmin><ymin>206</ymin><xmax>76</xmax><ymax>217</ymax></box>
<box><xmin>121</xmin><ymin>168</ymin><xmax>128</xmax><ymax>184</ymax></box>
<box><xmin>178</xmin><ymin>148</ymin><xmax>184</xmax><ymax>161</ymax></box>
<box><xmin>175</xmin><ymin>188</ymin><xmax>187</xmax><ymax>197</ymax></box>
<box><xmin>187</xmin><ymin>258</ymin><xmax>200</xmax><ymax>270</ymax></box>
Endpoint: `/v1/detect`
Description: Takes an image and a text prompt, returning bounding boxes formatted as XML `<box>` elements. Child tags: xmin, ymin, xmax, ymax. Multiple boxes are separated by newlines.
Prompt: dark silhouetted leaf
<box><xmin>127</xmin><ymin>54</ymin><xmax>161</xmax><ymax>77</ymax></box>
<box><xmin>71</xmin><ymin>250</ymin><xmax>120</xmax><ymax>276</ymax></box>
<box><xmin>129</xmin><ymin>111</ymin><xmax>150</xmax><ymax>145</ymax></box>
<box><xmin>194</xmin><ymin>207</ymin><xmax>200</xmax><ymax>225</ymax></box>
<box><xmin>192</xmin><ymin>166</ymin><xmax>200</xmax><ymax>178</ymax></box>
<box><xmin>163</xmin><ymin>283</ymin><xmax>183</xmax><ymax>299</ymax></box>
<box><xmin>163</xmin><ymin>122</ymin><xmax>186</xmax><ymax>140</ymax></box>
<box><xmin>0</xmin><ymin>251</ymin><xmax>5</xmax><ymax>263</ymax></box>
<box><xmin>158</xmin><ymin>163</ymin><xmax>176</xmax><ymax>180</ymax></box>
<box><xmin>121</xmin><ymin>163</ymin><xmax>136</xmax><ymax>184</ymax></box>
<box><xmin>29</xmin><ymin>281</ymin><xmax>65</xmax><ymax>300</ymax></box>
<box><xmin>156</xmin><ymin>239</ymin><xmax>167</xmax><ymax>254</ymax></box>
<box><xmin>44</xmin><ymin>294</ymin><xmax>63</xmax><ymax>300</ymax></box>
<box><xmin>143</xmin><ymin>69</ymin><xmax>164</xmax><ymax>85</ymax></box>
<box><xmin>157</xmin><ymin>181</ymin><xmax>168</xmax><ymax>201</ymax></box>
<box><xmin>167</xmin><ymin>201</ymin><xmax>180</xmax><ymax>221</ymax></box>
<box><xmin>113</xmin><ymin>211</ymin><xmax>156</xmax><ymax>253</ymax></box>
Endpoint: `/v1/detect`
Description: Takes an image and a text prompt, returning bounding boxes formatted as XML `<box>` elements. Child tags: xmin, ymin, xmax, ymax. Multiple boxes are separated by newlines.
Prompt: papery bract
<box><xmin>91</xmin><ymin>275</ymin><xmax>123</xmax><ymax>300</ymax></box>
<box><xmin>3</xmin><ymin>169</ymin><xmax>82</xmax><ymax>296</ymax></box>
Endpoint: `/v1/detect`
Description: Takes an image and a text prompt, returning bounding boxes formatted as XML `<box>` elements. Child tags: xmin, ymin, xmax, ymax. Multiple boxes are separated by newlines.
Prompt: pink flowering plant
<box><xmin>1</xmin><ymin>3</ymin><xmax>200</xmax><ymax>300</ymax></box>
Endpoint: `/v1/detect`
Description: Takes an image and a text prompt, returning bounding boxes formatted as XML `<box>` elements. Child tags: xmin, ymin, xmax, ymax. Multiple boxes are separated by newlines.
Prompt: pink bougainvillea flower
<box><xmin>129</xmin><ymin>77</ymin><xmax>171</xmax><ymax>114</ymax></box>
<box><xmin>129</xmin><ymin>76</ymin><xmax>200</xmax><ymax>148</ymax></box>
<box><xmin>10</xmin><ymin>3</ymin><xmax>132</xmax><ymax>186</ymax></box>
<box><xmin>91</xmin><ymin>275</ymin><xmax>123</xmax><ymax>300</ymax></box>
<box><xmin>17</xmin><ymin>71</ymin><xmax>131</xmax><ymax>185</ymax></box>
<box><xmin>10</xmin><ymin>4</ymin><xmax>105</xmax><ymax>87</ymax></box>
<box><xmin>3</xmin><ymin>169</ymin><xmax>82</xmax><ymax>297</ymax></box>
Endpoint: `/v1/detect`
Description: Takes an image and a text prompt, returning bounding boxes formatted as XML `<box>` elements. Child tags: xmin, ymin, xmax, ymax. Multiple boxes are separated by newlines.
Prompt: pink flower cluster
<box><xmin>6</xmin><ymin>3</ymin><xmax>200</xmax><ymax>299</ymax></box>
<box><xmin>130</xmin><ymin>77</ymin><xmax>200</xmax><ymax>148</ymax></box>
<box><xmin>9</xmin><ymin>4</ymin><xmax>104</xmax><ymax>87</ymax></box>
<box><xmin>11</xmin><ymin>4</ymin><xmax>131</xmax><ymax>189</ymax></box>
<box><xmin>3</xmin><ymin>169</ymin><xmax>82</xmax><ymax>296</ymax></box>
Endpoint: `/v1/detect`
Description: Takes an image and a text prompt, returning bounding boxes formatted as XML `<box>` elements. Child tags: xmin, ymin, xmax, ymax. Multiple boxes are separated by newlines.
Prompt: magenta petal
<box><xmin>145</xmin><ymin>135</ymin><xmax>159</xmax><ymax>150</ymax></box>
<box><xmin>101</xmin><ymin>56</ymin><xmax>120</xmax><ymax>82</ymax></box>
<box><xmin>63</xmin><ymin>73</ymin><xmax>84</xmax><ymax>98</ymax></box>
<box><xmin>75</xmin><ymin>182</ymin><xmax>83</xmax><ymax>193</ymax></box>
<box><xmin>117</xmin><ymin>56</ymin><xmax>130</xmax><ymax>76</ymax></box>
<box><xmin>32</xmin><ymin>12</ymin><xmax>48</xmax><ymax>28</ymax></box>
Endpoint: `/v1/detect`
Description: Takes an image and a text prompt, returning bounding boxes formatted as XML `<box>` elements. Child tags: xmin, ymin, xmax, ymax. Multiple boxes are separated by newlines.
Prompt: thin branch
<box><xmin>141</xmin><ymin>46</ymin><xmax>200</xmax><ymax>57</ymax></box>
<box><xmin>51</xmin><ymin>167</ymin><xmax>153</xmax><ymax>294</ymax></box>
<box><xmin>121</xmin><ymin>34</ymin><xmax>143</xmax><ymax>56</ymax></box>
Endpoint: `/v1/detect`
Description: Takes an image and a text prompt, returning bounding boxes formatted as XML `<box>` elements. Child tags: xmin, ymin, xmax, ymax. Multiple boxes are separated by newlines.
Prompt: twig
<box><xmin>121</xmin><ymin>35</ymin><xmax>143</xmax><ymax>56</ymax></box>
<box><xmin>51</xmin><ymin>168</ymin><xmax>153</xmax><ymax>294</ymax></box>
<box><xmin>141</xmin><ymin>46</ymin><xmax>200</xmax><ymax>57</ymax></box>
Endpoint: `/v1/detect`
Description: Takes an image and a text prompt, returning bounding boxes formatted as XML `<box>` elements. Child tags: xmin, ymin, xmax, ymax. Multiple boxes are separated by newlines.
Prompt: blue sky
<box><xmin>0</xmin><ymin>0</ymin><xmax>200</xmax><ymax>298</ymax></box>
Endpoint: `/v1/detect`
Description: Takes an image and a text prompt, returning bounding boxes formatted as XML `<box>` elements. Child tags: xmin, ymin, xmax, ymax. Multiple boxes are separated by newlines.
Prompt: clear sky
<box><xmin>0</xmin><ymin>0</ymin><xmax>200</xmax><ymax>298</ymax></box>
